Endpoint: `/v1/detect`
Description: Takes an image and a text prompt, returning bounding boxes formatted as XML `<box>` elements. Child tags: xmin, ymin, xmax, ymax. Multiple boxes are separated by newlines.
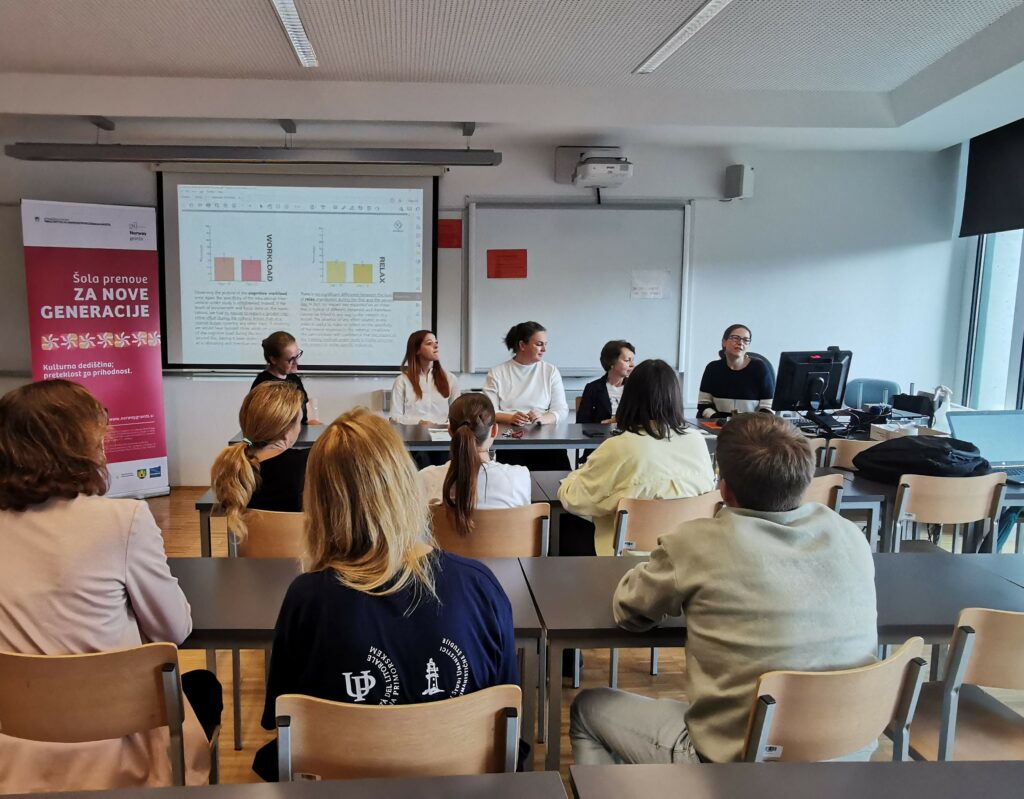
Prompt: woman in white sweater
<box><xmin>420</xmin><ymin>393</ymin><xmax>531</xmax><ymax>527</ymax></box>
<box><xmin>483</xmin><ymin>321</ymin><xmax>570</xmax><ymax>470</ymax></box>
<box><xmin>559</xmin><ymin>359</ymin><xmax>716</xmax><ymax>555</ymax></box>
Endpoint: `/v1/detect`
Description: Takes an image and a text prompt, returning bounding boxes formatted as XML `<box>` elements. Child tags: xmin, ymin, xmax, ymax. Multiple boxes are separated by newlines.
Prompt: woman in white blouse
<box><xmin>419</xmin><ymin>393</ymin><xmax>531</xmax><ymax>528</ymax></box>
<box><xmin>391</xmin><ymin>330</ymin><xmax>459</xmax><ymax>426</ymax></box>
<box><xmin>483</xmin><ymin>321</ymin><xmax>570</xmax><ymax>470</ymax></box>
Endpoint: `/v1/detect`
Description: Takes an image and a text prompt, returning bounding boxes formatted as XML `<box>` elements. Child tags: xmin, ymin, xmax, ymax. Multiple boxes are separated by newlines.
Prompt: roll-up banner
<box><xmin>21</xmin><ymin>200</ymin><xmax>169</xmax><ymax>497</ymax></box>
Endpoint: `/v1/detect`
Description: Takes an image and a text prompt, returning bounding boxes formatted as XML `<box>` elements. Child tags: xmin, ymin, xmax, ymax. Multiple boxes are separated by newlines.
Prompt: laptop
<box><xmin>946</xmin><ymin>410</ymin><xmax>1024</xmax><ymax>484</ymax></box>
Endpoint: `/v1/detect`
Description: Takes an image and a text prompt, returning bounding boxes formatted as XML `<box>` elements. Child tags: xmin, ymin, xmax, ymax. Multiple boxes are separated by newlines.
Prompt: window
<box><xmin>965</xmin><ymin>229</ymin><xmax>1024</xmax><ymax>409</ymax></box>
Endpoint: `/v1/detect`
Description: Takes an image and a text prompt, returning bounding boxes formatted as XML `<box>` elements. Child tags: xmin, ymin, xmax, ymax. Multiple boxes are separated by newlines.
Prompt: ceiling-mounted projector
<box><xmin>555</xmin><ymin>146</ymin><xmax>633</xmax><ymax>189</ymax></box>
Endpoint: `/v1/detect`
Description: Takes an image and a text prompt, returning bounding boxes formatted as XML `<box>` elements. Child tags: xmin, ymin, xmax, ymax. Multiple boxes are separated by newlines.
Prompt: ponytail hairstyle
<box><xmin>211</xmin><ymin>381</ymin><xmax>303</xmax><ymax>543</ymax></box>
<box><xmin>503</xmin><ymin>321</ymin><xmax>546</xmax><ymax>353</ymax></box>
<box><xmin>400</xmin><ymin>329</ymin><xmax>451</xmax><ymax>400</ymax></box>
<box><xmin>441</xmin><ymin>393</ymin><xmax>496</xmax><ymax>537</ymax></box>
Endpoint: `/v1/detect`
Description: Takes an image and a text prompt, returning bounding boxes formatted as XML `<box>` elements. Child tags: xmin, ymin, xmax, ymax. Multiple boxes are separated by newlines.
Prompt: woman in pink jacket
<box><xmin>0</xmin><ymin>380</ymin><xmax>220</xmax><ymax>792</ymax></box>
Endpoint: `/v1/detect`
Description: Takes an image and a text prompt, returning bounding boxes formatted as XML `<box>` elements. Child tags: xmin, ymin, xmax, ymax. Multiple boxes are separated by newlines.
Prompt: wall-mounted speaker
<box><xmin>724</xmin><ymin>164</ymin><xmax>754</xmax><ymax>200</ymax></box>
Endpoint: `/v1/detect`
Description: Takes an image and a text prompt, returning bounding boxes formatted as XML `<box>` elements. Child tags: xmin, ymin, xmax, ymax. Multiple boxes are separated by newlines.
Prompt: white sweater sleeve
<box><xmin>125</xmin><ymin>502</ymin><xmax>192</xmax><ymax>645</ymax></box>
<box><xmin>390</xmin><ymin>374</ymin><xmax>420</xmax><ymax>425</ymax></box>
<box><xmin>547</xmin><ymin>366</ymin><xmax>568</xmax><ymax>423</ymax></box>
<box><xmin>482</xmin><ymin>368</ymin><xmax>503</xmax><ymax>411</ymax></box>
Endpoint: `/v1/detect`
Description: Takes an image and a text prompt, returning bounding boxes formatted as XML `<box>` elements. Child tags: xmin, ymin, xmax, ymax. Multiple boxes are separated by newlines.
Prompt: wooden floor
<box><xmin>150</xmin><ymin>488</ymin><xmax>1023</xmax><ymax>785</ymax></box>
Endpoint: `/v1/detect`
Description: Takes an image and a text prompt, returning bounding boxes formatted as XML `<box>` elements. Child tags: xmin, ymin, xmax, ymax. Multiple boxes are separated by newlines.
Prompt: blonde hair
<box><xmin>304</xmin><ymin>408</ymin><xmax>434</xmax><ymax>598</ymax></box>
<box><xmin>211</xmin><ymin>381</ymin><xmax>303</xmax><ymax>543</ymax></box>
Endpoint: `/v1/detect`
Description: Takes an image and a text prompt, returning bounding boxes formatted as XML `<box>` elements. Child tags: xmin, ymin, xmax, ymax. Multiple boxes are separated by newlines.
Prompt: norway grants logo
<box><xmin>342</xmin><ymin>670</ymin><xmax>376</xmax><ymax>702</ymax></box>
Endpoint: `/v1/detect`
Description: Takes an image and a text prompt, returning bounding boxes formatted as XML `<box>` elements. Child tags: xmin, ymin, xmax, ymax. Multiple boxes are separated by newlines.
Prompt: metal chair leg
<box><xmin>650</xmin><ymin>647</ymin><xmax>659</xmax><ymax>676</ymax></box>
<box><xmin>609</xmin><ymin>648</ymin><xmax>618</xmax><ymax>688</ymax></box>
<box><xmin>572</xmin><ymin>649</ymin><xmax>581</xmax><ymax>689</ymax></box>
<box><xmin>232</xmin><ymin>648</ymin><xmax>242</xmax><ymax>750</ymax></box>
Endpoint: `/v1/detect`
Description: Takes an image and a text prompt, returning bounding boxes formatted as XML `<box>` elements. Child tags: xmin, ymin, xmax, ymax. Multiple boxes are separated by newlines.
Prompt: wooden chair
<box><xmin>801</xmin><ymin>473</ymin><xmax>844</xmax><ymax>511</ymax></box>
<box><xmin>609</xmin><ymin>492</ymin><xmax>723</xmax><ymax>687</ymax></box>
<box><xmin>0</xmin><ymin>643</ymin><xmax>194</xmax><ymax>786</ymax></box>
<box><xmin>227</xmin><ymin>509</ymin><xmax>305</xmax><ymax>749</ymax></box>
<box><xmin>743</xmin><ymin>637</ymin><xmax>926</xmax><ymax>762</ymax></box>
<box><xmin>827</xmin><ymin>438</ymin><xmax>879</xmax><ymax>471</ymax></box>
<box><xmin>229</xmin><ymin>508</ymin><xmax>306</xmax><ymax>559</ymax></box>
<box><xmin>893</xmin><ymin>473</ymin><xmax>1007</xmax><ymax>553</ymax></box>
<box><xmin>430</xmin><ymin>502</ymin><xmax>550</xmax><ymax>558</ymax></box>
<box><xmin>909</xmin><ymin>608</ymin><xmax>1024</xmax><ymax>761</ymax></box>
<box><xmin>276</xmin><ymin>685</ymin><xmax>522</xmax><ymax>780</ymax></box>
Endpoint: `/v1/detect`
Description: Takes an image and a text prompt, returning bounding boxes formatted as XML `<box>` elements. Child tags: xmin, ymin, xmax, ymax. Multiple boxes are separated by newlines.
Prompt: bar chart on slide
<box><xmin>205</xmin><ymin>226</ymin><xmax>265</xmax><ymax>282</ymax></box>
<box><xmin>317</xmin><ymin>228</ymin><xmax>385</xmax><ymax>285</ymax></box>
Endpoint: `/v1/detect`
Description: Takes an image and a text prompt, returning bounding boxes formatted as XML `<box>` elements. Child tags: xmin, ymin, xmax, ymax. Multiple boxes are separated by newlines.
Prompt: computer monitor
<box><xmin>772</xmin><ymin>348</ymin><xmax>853</xmax><ymax>430</ymax></box>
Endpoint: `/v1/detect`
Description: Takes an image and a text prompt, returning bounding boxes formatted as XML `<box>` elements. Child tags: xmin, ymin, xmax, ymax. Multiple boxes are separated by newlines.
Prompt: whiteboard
<box><xmin>466</xmin><ymin>203</ymin><xmax>686</xmax><ymax>375</ymax></box>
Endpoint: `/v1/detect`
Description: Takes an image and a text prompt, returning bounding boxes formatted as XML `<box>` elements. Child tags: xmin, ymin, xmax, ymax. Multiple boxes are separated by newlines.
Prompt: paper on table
<box><xmin>631</xmin><ymin>269</ymin><xmax>669</xmax><ymax>299</ymax></box>
<box><xmin>428</xmin><ymin>429</ymin><xmax>451</xmax><ymax>442</ymax></box>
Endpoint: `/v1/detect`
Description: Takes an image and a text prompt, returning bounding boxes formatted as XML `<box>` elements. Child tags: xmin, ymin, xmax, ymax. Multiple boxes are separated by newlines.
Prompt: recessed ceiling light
<box><xmin>634</xmin><ymin>0</ymin><xmax>734</xmax><ymax>74</ymax></box>
<box><xmin>269</xmin><ymin>0</ymin><xmax>319</xmax><ymax>68</ymax></box>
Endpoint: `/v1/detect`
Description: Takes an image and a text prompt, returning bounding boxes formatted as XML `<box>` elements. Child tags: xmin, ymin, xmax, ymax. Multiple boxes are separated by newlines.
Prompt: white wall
<box><xmin>0</xmin><ymin>130</ymin><xmax>969</xmax><ymax>484</ymax></box>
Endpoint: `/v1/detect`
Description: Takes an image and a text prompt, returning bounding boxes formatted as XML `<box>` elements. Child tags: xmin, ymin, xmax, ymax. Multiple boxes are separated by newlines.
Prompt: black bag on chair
<box><xmin>851</xmin><ymin>436</ymin><xmax>989</xmax><ymax>484</ymax></box>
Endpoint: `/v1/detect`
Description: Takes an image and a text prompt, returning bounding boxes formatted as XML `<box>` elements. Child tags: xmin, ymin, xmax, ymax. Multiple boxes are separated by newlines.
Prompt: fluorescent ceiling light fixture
<box><xmin>270</xmin><ymin>0</ymin><xmax>319</xmax><ymax>68</ymax></box>
<box><xmin>634</xmin><ymin>0</ymin><xmax>734</xmax><ymax>74</ymax></box>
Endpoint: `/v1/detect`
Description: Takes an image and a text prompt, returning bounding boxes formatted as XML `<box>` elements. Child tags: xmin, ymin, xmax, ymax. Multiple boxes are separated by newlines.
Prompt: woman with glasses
<box><xmin>251</xmin><ymin>330</ymin><xmax>319</xmax><ymax>424</ymax></box>
<box><xmin>697</xmin><ymin>324</ymin><xmax>775</xmax><ymax>420</ymax></box>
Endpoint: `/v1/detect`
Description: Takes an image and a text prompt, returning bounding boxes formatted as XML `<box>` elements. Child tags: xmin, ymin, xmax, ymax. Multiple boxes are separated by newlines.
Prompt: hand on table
<box><xmin>510</xmin><ymin>411</ymin><xmax>533</xmax><ymax>426</ymax></box>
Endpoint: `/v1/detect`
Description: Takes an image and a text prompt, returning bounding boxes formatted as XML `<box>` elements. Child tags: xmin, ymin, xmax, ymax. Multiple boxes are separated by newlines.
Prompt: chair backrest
<box><xmin>575</xmin><ymin>395</ymin><xmax>583</xmax><ymax>412</ymax></box>
<box><xmin>894</xmin><ymin>472</ymin><xmax>1007</xmax><ymax>526</ymax></box>
<box><xmin>232</xmin><ymin>509</ymin><xmax>305</xmax><ymax>558</ymax></box>
<box><xmin>827</xmin><ymin>438</ymin><xmax>878</xmax><ymax>471</ymax></box>
<box><xmin>743</xmin><ymin>637</ymin><xmax>925</xmax><ymax>762</ymax></box>
<box><xmin>0</xmin><ymin>643</ymin><xmax>187</xmax><ymax>784</ymax></box>
<box><xmin>276</xmin><ymin>685</ymin><xmax>522</xmax><ymax>780</ymax></box>
<box><xmin>430</xmin><ymin>502</ymin><xmax>550</xmax><ymax>558</ymax></box>
<box><xmin>845</xmin><ymin>378</ymin><xmax>902</xmax><ymax>408</ymax></box>
<box><xmin>952</xmin><ymin>608</ymin><xmax>1024</xmax><ymax>691</ymax></box>
<box><xmin>613</xmin><ymin>492</ymin><xmax>722</xmax><ymax>555</ymax></box>
<box><xmin>801</xmin><ymin>473</ymin><xmax>844</xmax><ymax>511</ymax></box>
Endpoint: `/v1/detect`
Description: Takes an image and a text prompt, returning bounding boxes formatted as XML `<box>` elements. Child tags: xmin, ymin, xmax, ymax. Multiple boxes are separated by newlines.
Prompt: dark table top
<box><xmin>519</xmin><ymin>552</ymin><xmax>1024</xmax><ymax>644</ymax></box>
<box><xmin>231</xmin><ymin>422</ymin><xmax>615</xmax><ymax>451</ymax></box>
<box><xmin>956</xmin><ymin>553</ymin><xmax>1024</xmax><ymax>588</ymax></box>
<box><xmin>7</xmin><ymin>771</ymin><xmax>566</xmax><ymax>799</ymax></box>
<box><xmin>570</xmin><ymin>761</ymin><xmax>1023</xmax><ymax>799</ymax></box>
<box><xmin>170</xmin><ymin>556</ymin><xmax>542</xmax><ymax>648</ymax></box>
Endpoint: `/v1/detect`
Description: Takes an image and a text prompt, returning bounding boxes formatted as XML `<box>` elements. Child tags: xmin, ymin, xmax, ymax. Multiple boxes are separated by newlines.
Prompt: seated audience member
<box><xmin>212</xmin><ymin>381</ymin><xmax>307</xmax><ymax>544</ymax></box>
<box><xmin>558</xmin><ymin>359</ymin><xmax>716</xmax><ymax>556</ymax></box>
<box><xmin>252</xmin><ymin>408</ymin><xmax>519</xmax><ymax>780</ymax></box>
<box><xmin>483</xmin><ymin>320</ymin><xmax>570</xmax><ymax>471</ymax></box>
<box><xmin>577</xmin><ymin>339</ymin><xmax>636</xmax><ymax>425</ymax></box>
<box><xmin>697</xmin><ymin>323</ymin><xmax>774</xmax><ymax>419</ymax></box>
<box><xmin>419</xmin><ymin>393</ymin><xmax>532</xmax><ymax>530</ymax></box>
<box><xmin>391</xmin><ymin>329</ymin><xmax>459</xmax><ymax>468</ymax></box>
<box><xmin>570</xmin><ymin>413</ymin><xmax>877</xmax><ymax>765</ymax></box>
<box><xmin>251</xmin><ymin>330</ymin><xmax>319</xmax><ymax>424</ymax></box>
<box><xmin>0</xmin><ymin>380</ymin><xmax>221</xmax><ymax>791</ymax></box>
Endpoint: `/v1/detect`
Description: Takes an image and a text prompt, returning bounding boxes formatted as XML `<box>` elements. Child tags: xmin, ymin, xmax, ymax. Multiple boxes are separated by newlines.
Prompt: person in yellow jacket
<box><xmin>558</xmin><ymin>359</ymin><xmax>716</xmax><ymax>556</ymax></box>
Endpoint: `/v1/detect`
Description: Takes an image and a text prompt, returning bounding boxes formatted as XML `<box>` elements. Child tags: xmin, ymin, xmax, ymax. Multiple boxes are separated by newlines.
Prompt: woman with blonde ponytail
<box><xmin>419</xmin><ymin>393</ymin><xmax>532</xmax><ymax>535</ymax></box>
<box><xmin>211</xmin><ymin>381</ymin><xmax>305</xmax><ymax>543</ymax></box>
<box><xmin>253</xmin><ymin>408</ymin><xmax>519</xmax><ymax>780</ymax></box>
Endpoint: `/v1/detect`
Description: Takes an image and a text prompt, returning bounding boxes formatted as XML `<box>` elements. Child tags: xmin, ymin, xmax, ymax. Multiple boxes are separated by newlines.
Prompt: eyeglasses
<box><xmin>286</xmin><ymin>350</ymin><xmax>304</xmax><ymax>364</ymax></box>
<box><xmin>726</xmin><ymin>336</ymin><xmax>751</xmax><ymax>345</ymax></box>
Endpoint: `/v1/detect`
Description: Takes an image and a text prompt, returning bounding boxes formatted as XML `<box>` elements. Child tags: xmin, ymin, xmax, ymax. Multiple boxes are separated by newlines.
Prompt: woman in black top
<box><xmin>578</xmin><ymin>339</ymin><xmax>636</xmax><ymax>424</ymax></box>
<box><xmin>697</xmin><ymin>323</ymin><xmax>775</xmax><ymax>420</ymax></box>
<box><xmin>211</xmin><ymin>381</ymin><xmax>308</xmax><ymax>544</ymax></box>
<box><xmin>251</xmin><ymin>331</ymin><xmax>318</xmax><ymax>425</ymax></box>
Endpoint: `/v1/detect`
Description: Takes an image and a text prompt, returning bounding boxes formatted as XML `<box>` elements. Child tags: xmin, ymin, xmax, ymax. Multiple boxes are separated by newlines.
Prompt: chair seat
<box><xmin>910</xmin><ymin>683</ymin><xmax>1024</xmax><ymax>761</ymax></box>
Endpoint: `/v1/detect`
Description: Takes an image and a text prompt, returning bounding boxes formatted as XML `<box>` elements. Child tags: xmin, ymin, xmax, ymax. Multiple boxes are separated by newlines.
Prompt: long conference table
<box><xmin>170</xmin><ymin>552</ymin><xmax>1024</xmax><ymax>773</ymax></box>
<box><xmin>569</xmin><ymin>762</ymin><xmax>1024</xmax><ymax>799</ymax></box>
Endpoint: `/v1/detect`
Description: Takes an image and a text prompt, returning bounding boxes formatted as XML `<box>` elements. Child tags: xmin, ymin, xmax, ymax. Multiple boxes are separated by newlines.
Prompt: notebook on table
<box><xmin>947</xmin><ymin>410</ymin><xmax>1024</xmax><ymax>484</ymax></box>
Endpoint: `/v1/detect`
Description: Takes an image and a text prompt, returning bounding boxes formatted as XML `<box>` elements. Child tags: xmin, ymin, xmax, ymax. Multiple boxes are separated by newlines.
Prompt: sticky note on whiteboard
<box><xmin>631</xmin><ymin>269</ymin><xmax>669</xmax><ymax>299</ymax></box>
<box><xmin>487</xmin><ymin>249</ymin><xmax>528</xmax><ymax>279</ymax></box>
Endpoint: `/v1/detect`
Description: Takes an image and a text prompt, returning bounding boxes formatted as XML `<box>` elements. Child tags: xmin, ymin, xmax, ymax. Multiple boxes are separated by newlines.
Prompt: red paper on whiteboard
<box><xmin>437</xmin><ymin>218</ymin><xmax>462</xmax><ymax>249</ymax></box>
<box><xmin>487</xmin><ymin>249</ymin><xmax>527</xmax><ymax>279</ymax></box>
